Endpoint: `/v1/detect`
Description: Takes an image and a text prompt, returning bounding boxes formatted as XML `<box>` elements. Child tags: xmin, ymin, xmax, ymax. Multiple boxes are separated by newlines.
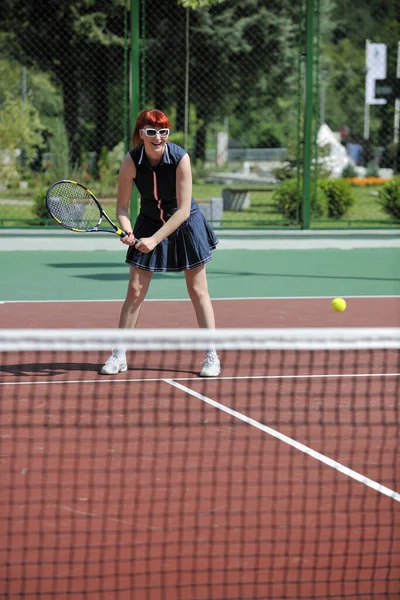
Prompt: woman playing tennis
<box><xmin>100</xmin><ymin>108</ymin><xmax>220</xmax><ymax>377</ymax></box>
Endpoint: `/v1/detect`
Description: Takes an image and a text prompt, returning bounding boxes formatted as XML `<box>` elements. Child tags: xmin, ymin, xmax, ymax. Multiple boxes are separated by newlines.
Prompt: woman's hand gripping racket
<box><xmin>46</xmin><ymin>180</ymin><xmax>138</xmax><ymax>244</ymax></box>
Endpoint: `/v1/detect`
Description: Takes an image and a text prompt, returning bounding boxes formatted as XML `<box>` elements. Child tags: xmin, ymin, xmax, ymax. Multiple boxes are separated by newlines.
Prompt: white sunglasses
<box><xmin>141</xmin><ymin>128</ymin><xmax>170</xmax><ymax>138</ymax></box>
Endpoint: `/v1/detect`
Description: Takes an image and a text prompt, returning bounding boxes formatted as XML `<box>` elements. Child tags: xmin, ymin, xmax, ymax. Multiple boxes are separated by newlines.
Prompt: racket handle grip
<box><xmin>120</xmin><ymin>231</ymin><xmax>141</xmax><ymax>246</ymax></box>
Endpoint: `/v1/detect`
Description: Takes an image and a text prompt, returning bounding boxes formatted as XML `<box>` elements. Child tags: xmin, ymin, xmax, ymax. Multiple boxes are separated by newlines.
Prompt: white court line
<box><xmin>1</xmin><ymin>372</ymin><xmax>399</xmax><ymax>386</ymax></box>
<box><xmin>165</xmin><ymin>379</ymin><xmax>400</xmax><ymax>504</ymax></box>
<box><xmin>1</xmin><ymin>295</ymin><xmax>399</xmax><ymax>304</ymax></box>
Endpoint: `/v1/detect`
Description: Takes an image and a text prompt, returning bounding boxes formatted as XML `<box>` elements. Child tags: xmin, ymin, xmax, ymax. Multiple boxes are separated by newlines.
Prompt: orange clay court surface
<box><xmin>0</xmin><ymin>243</ymin><xmax>399</xmax><ymax>599</ymax></box>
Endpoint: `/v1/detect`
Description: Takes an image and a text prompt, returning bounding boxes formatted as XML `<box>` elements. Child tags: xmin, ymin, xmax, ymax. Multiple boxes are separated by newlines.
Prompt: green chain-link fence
<box><xmin>1</xmin><ymin>0</ymin><xmax>399</xmax><ymax>229</ymax></box>
<box><xmin>1</xmin><ymin>0</ymin><xmax>129</xmax><ymax>227</ymax></box>
<box><xmin>310</xmin><ymin>0</ymin><xmax>400</xmax><ymax>228</ymax></box>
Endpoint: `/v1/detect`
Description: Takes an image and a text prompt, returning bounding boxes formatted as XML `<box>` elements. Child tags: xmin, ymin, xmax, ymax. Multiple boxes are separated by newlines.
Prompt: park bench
<box><xmin>222</xmin><ymin>187</ymin><xmax>274</xmax><ymax>211</ymax></box>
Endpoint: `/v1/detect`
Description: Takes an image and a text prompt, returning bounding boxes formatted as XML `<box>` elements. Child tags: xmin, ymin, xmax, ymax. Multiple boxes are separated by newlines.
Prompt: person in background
<box><xmin>346</xmin><ymin>136</ymin><xmax>364</xmax><ymax>166</ymax></box>
<box><xmin>100</xmin><ymin>108</ymin><xmax>220</xmax><ymax>377</ymax></box>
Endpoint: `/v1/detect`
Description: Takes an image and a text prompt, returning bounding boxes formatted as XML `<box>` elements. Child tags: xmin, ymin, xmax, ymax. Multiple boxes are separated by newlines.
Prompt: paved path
<box><xmin>1</xmin><ymin>229</ymin><xmax>399</xmax><ymax>251</ymax></box>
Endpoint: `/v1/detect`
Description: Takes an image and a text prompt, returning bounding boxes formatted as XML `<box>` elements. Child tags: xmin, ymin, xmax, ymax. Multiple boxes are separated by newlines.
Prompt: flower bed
<box><xmin>345</xmin><ymin>177</ymin><xmax>389</xmax><ymax>186</ymax></box>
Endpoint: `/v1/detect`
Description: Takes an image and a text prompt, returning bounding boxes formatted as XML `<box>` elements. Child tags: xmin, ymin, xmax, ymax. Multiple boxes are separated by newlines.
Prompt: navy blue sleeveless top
<box><xmin>129</xmin><ymin>142</ymin><xmax>197</xmax><ymax>224</ymax></box>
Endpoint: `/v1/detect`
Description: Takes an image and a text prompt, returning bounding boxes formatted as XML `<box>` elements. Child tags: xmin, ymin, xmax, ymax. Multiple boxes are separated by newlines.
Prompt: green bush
<box><xmin>319</xmin><ymin>178</ymin><xmax>355</xmax><ymax>218</ymax></box>
<box><xmin>341</xmin><ymin>163</ymin><xmax>357</xmax><ymax>178</ymax></box>
<box><xmin>32</xmin><ymin>187</ymin><xmax>50</xmax><ymax>223</ymax></box>
<box><xmin>366</xmin><ymin>159</ymin><xmax>380</xmax><ymax>177</ymax></box>
<box><xmin>378</xmin><ymin>177</ymin><xmax>400</xmax><ymax>220</ymax></box>
<box><xmin>97</xmin><ymin>141</ymin><xmax>124</xmax><ymax>193</ymax></box>
<box><xmin>272</xmin><ymin>178</ymin><xmax>328</xmax><ymax>222</ymax></box>
<box><xmin>272</xmin><ymin>157</ymin><xmax>298</xmax><ymax>182</ymax></box>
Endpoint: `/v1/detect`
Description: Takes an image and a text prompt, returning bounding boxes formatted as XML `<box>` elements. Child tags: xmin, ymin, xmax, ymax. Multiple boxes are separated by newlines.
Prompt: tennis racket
<box><xmin>46</xmin><ymin>180</ymin><xmax>128</xmax><ymax>238</ymax></box>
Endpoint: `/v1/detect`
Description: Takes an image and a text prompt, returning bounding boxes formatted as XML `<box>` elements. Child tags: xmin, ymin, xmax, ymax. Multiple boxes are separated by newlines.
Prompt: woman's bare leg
<box><xmin>100</xmin><ymin>266</ymin><xmax>152</xmax><ymax>374</ymax></box>
<box><xmin>119</xmin><ymin>266</ymin><xmax>153</xmax><ymax>328</ymax></box>
<box><xmin>184</xmin><ymin>263</ymin><xmax>215</xmax><ymax>329</ymax></box>
<box><xmin>185</xmin><ymin>264</ymin><xmax>220</xmax><ymax>376</ymax></box>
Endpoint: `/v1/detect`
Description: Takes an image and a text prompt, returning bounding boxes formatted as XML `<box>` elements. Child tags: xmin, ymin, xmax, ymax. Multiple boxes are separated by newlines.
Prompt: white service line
<box><xmin>165</xmin><ymin>379</ymin><xmax>400</xmax><ymax>504</ymax></box>
<box><xmin>1</xmin><ymin>371</ymin><xmax>399</xmax><ymax>386</ymax></box>
<box><xmin>1</xmin><ymin>295</ymin><xmax>399</xmax><ymax>304</ymax></box>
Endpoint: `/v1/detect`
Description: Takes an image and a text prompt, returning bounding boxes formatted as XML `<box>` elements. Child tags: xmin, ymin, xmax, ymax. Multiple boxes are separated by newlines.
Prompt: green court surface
<box><xmin>1</xmin><ymin>248</ymin><xmax>399</xmax><ymax>302</ymax></box>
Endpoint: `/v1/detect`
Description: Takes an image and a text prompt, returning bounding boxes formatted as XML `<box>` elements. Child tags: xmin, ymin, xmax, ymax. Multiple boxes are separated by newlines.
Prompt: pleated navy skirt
<box><xmin>126</xmin><ymin>207</ymin><xmax>219</xmax><ymax>272</ymax></box>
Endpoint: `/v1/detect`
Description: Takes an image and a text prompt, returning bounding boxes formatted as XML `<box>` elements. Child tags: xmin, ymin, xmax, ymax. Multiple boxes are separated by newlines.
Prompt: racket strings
<box><xmin>47</xmin><ymin>183</ymin><xmax>102</xmax><ymax>230</ymax></box>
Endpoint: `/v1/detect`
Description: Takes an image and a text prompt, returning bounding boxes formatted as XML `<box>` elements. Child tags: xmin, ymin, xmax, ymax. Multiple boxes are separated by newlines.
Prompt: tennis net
<box><xmin>1</xmin><ymin>327</ymin><xmax>399</xmax><ymax>599</ymax></box>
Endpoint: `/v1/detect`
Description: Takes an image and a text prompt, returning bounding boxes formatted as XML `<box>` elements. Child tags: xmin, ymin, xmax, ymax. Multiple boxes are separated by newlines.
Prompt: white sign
<box><xmin>396</xmin><ymin>43</ymin><xmax>400</xmax><ymax>143</ymax></box>
<box><xmin>397</xmin><ymin>41</ymin><xmax>400</xmax><ymax>78</ymax></box>
<box><xmin>365</xmin><ymin>42</ymin><xmax>387</xmax><ymax>105</ymax></box>
<box><xmin>394</xmin><ymin>98</ymin><xmax>400</xmax><ymax>144</ymax></box>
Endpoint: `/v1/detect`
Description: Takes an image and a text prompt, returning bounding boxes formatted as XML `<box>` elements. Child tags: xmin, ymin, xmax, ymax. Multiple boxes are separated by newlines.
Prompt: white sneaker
<box><xmin>100</xmin><ymin>350</ymin><xmax>128</xmax><ymax>375</ymax></box>
<box><xmin>200</xmin><ymin>351</ymin><xmax>221</xmax><ymax>377</ymax></box>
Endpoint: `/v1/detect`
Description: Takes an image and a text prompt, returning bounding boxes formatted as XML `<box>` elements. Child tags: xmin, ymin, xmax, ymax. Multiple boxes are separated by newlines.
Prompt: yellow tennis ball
<box><xmin>331</xmin><ymin>298</ymin><xmax>346</xmax><ymax>312</ymax></box>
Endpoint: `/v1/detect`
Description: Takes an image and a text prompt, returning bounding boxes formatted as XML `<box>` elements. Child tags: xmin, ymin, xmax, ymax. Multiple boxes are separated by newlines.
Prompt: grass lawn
<box><xmin>0</xmin><ymin>182</ymin><xmax>398</xmax><ymax>229</ymax></box>
<box><xmin>193</xmin><ymin>182</ymin><xmax>398</xmax><ymax>228</ymax></box>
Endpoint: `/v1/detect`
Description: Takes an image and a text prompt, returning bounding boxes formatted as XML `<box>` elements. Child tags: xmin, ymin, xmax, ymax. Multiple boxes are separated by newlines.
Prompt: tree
<box><xmin>1</xmin><ymin>0</ymin><xmax>126</xmax><ymax>165</ymax></box>
<box><xmin>325</xmin><ymin>0</ymin><xmax>400</xmax><ymax>170</ymax></box>
<box><xmin>143</xmin><ymin>0</ymin><xmax>305</xmax><ymax>160</ymax></box>
<box><xmin>0</xmin><ymin>95</ymin><xmax>44</xmax><ymax>185</ymax></box>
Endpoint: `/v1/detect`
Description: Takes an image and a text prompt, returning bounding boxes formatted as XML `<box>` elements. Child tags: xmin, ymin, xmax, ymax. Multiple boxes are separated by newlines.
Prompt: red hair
<box><xmin>132</xmin><ymin>109</ymin><xmax>171</xmax><ymax>147</ymax></box>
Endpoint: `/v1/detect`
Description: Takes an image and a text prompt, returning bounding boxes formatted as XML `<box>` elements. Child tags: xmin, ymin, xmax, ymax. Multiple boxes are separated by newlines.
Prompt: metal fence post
<box><xmin>302</xmin><ymin>0</ymin><xmax>314</xmax><ymax>229</ymax></box>
<box><xmin>130</xmin><ymin>0</ymin><xmax>140</xmax><ymax>217</ymax></box>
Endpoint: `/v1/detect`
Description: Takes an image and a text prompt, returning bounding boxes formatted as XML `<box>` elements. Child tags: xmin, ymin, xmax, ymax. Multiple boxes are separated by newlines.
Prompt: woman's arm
<box><xmin>116</xmin><ymin>153</ymin><xmax>137</xmax><ymax>245</ymax></box>
<box><xmin>137</xmin><ymin>153</ymin><xmax>192</xmax><ymax>253</ymax></box>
